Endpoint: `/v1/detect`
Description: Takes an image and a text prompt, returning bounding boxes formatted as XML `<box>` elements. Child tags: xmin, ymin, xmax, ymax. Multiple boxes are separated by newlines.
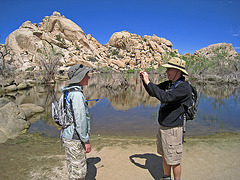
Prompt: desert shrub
<box><xmin>38</xmin><ymin>46</ymin><xmax>63</xmax><ymax>83</ymax></box>
<box><xmin>112</xmin><ymin>49</ymin><xmax>119</xmax><ymax>56</ymax></box>
<box><xmin>87</xmin><ymin>56</ymin><xmax>97</xmax><ymax>62</ymax></box>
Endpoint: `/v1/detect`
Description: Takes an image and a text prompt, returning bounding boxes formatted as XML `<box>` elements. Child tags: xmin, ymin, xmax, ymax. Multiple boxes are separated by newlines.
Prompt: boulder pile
<box><xmin>1</xmin><ymin>11</ymin><xmax>239</xmax><ymax>81</ymax></box>
<box><xmin>3</xmin><ymin>11</ymin><xmax>178</xmax><ymax>72</ymax></box>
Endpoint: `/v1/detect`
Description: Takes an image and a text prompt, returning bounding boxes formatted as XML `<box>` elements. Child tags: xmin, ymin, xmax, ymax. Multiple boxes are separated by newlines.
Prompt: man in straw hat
<box><xmin>61</xmin><ymin>64</ymin><xmax>92</xmax><ymax>180</ymax></box>
<box><xmin>140</xmin><ymin>57</ymin><xmax>192</xmax><ymax>180</ymax></box>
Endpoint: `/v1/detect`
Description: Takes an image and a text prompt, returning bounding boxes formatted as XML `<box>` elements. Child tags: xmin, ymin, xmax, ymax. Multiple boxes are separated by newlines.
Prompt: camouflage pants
<box><xmin>63</xmin><ymin>139</ymin><xmax>86</xmax><ymax>180</ymax></box>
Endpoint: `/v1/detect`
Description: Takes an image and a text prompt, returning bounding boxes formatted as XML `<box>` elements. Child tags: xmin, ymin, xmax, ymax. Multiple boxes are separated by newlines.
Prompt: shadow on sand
<box><xmin>85</xmin><ymin>157</ymin><xmax>101</xmax><ymax>180</ymax></box>
<box><xmin>129</xmin><ymin>153</ymin><xmax>164</xmax><ymax>180</ymax></box>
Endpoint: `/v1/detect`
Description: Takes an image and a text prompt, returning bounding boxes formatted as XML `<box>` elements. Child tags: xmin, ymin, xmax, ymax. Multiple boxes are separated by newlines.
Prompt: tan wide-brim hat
<box><xmin>161</xmin><ymin>57</ymin><xmax>189</xmax><ymax>75</ymax></box>
<box><xmin>68</xmin><ymin>64</ymin><xmax>93</xmax><ymax>85</ymax></box>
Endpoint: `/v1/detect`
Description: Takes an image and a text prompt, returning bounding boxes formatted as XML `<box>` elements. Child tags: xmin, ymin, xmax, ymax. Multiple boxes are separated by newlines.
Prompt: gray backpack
<box><xmin>185</xmin><ymin>82</ymin><xmax>199</xmax><ymax>121</ymax></box>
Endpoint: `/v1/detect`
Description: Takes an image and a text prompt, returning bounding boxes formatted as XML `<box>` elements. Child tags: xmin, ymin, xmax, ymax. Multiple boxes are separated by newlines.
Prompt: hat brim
<box><xmin>68</xmin><ymin>67</ymin><xmax>92</xmax><ymax>85</ymax></box>
<box><xmin>162</xmin><ymin>64</ymin><xmax>189</xmax><ymax>76</ymax></box>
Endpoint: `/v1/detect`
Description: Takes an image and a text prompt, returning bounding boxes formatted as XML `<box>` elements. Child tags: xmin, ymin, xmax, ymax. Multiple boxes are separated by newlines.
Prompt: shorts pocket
<box><xmin>166</xmin><ymin>145</ymin><xmax>174</xmax><ymax>156</ymax></box>
<box><xmin>165</xmin><ymin>143</ymin><xmax>183</xmax><ymax>164</ymax></box>
<box><xmin>166</xmin><ymin>143</ymin><xmax>183</xmax><ymax>157</ymax></box>
<box><xmin>176</xmin><ymin>145</ymin><xmax>183</xmax><ymax>154</ymax></box>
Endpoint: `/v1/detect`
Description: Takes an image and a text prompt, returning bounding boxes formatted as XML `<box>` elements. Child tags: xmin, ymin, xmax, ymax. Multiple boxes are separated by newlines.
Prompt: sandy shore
<box><xmin>43</xmin><ymin>133</ymin><xmax>240</xmax><ymax>180</ymax></box>
<box><xmin>84</xmin><ymin>138</ymin><xmax>240</xmax><ymax>180</ymax></box>
<box><xmin>0</xmin><ymin>133</ymin><xmax>240</xmax><ymax>180</ymax></box>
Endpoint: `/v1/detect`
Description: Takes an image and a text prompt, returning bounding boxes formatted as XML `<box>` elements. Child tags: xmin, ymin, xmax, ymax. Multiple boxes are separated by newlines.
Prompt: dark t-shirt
<box><xmin>143</xmin><ymin>77</ymin><xmax>191</xmax><ymax>127</ymax></box>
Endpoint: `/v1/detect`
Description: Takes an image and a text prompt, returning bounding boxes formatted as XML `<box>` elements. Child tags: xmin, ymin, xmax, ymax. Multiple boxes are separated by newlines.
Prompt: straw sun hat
<box><xmin>161</xmin><ymin>57</ymin><xmax>189</xmax><ymax>75</ymax></box>
<box><xmin>68</xmin><ymin>64</ymin><xmax>93</xmax><ymax>85</ymax></box>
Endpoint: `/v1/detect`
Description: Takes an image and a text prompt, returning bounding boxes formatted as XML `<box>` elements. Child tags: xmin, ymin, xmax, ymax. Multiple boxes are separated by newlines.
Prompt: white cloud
<box><xmin>233</xmin><ymin>34</ymin><xmax>239</xmax><ymax>37</ymax></box>
<box><xmin>220</xmin><ymin>0</ymin><xmax>233</xmax><ymax>6</ymax></box>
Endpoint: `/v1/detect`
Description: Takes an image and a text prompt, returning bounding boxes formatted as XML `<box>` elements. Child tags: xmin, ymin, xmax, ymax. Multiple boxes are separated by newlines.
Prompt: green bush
<box><xmin>56</xmin><ymin>34</ymin><xmax>61</xmax><ymax>41</ymax></box>
<box><xmin>126</xmin><ymin>69</ymin><xmax>135</xmax><ymax>73</ymax></box>
<box><xmin>37</xmin><ymin>49</ymin><xmax>42</xmax><ymax>53</ymax></box>
<box><xmin>144</xmin><ymin>67</ymin><xmax>155</xmax><ymax>72</ymax></box>
<box><xmin>25</xmin><ymin>66</ymin><xmax>35</xmax><ymax>71</ymax></box>
<box><xmin>87</xmin><ymin>56</ymin><xmax>97</xmax><ymax>62</ymax></box>
<box><xmin>112</xmin><ymin>49</ymin><xmax>119</xmax><ymax>55</ymax></box>
<box><xmin>170</xmin><ymin>51</ymin><xmax>178</xmax><ymax>57</ymax></box>
<box><xmin>100</xmin><ymin>66</ymin><xmax>111</xmax><ymax>72</ymax></box>
<box><xmin>181</xmin><ymin>45</ymin><xmax>240</xmax><ymax>76</ymax></box>
<box><xmin>117</xmin><ymin>55</ymin><xmax>124</xmax><ymax>59</ymax></box>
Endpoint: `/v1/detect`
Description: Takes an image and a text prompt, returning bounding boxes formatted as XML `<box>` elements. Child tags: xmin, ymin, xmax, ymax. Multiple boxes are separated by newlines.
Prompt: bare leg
<box><xmin>173</xmin><ymin>163</ymin><xmax>181</xmax><ymax>180</ymax></box>
<box><xmin>162</xmin><ymin>156</ymin><xmax>171</xmax><ymax>176</ymax></box>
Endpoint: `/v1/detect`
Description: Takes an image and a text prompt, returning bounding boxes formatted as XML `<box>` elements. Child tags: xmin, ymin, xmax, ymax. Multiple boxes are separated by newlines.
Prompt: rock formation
<box><xmin>106</xmin><ymin>31</ymin><xmax>174</xmax><ymax>70</ymax></box>
<box><xmin>194</xmin><ymin>43</ymin><xmax>238</xmax><ymax>60</ymax></box>
<box><xmin>5</xmin><ymin>11</ymin><xmax>105</xmax><ymax>71</ymax></box>
<box><xmin>3</xmin><ymin>11</ymin><xmax>178</xmax><ymax>73</ymax></box>
<box><xmin>19</xmin><ymin>103</ymin><xmax>44</xmax><ymax>118</ymax></box>
<box><xmin>1</xmin><ymin>11</ymin><xmax>239</xmax><ymax>82</ymax></box>
<box><xmin>0</xmin><ymin>98</ymin><xmax>31</xmax><ymax>143</ymax></box>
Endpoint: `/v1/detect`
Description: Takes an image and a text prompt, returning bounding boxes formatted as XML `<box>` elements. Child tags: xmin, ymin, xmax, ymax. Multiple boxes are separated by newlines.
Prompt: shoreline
<box><xmin>0</xmin><ymin>132</ymin><xmax>240</xmax><ymax>179</ymax></box>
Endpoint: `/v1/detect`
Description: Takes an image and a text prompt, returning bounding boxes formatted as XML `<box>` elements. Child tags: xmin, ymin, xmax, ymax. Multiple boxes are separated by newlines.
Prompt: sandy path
<box><xmin>86</xmin><ymin>143</ymin><xmax>240</xmax><ymax>180</ymax></box>
<box><xmin>1</xmin><ymin>133</ymin><xmax>239</xmax><ymax>180</ymax></box>
<box><xmin>87</xmin><ymin>145</ymin><xmax>158</xmax><ymax>180</ymax></box>
<box><xmin>52</xmin><ymin>141</ymin><xmax>240</xmax><ymax>180</ymax></box>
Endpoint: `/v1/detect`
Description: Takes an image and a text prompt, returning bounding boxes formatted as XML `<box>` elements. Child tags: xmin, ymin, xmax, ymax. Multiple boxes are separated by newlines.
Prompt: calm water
<box><xmin>8</xmin><ymin>73</ymin><xmax>240</xmax><ymax>137</ymax></box>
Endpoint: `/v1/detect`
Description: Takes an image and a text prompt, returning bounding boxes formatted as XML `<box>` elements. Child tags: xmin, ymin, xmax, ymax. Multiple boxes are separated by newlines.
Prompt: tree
<box><xmin>38</xmin><ymin>45</ymin><xmax>63</xmax><ymax>83</ymax></box>
<box><xmin>0</xmin><ymin>44</ymin><xmax>13</xmax><ymax>78</ymax></box>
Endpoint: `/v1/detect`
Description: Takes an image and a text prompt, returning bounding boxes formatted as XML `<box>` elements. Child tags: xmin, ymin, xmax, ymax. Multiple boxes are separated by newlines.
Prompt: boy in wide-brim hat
<box><xmin>62</xmin><ymin>64</ymin><xmax>92</xmax><ymax>180</ymax></box>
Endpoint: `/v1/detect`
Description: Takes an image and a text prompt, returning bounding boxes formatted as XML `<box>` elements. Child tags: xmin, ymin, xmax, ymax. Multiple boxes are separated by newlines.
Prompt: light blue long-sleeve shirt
<box><xmin>61</xmin><ymin>85</ymin><xmax>90</xmax><ymax>143</ymax></box>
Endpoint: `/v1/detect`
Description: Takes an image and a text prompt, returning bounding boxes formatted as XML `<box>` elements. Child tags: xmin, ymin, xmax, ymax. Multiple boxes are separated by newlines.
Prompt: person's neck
<box><xmin>172</xmin><ymin>76</ymin><xmax>181</xmax><ymax>83</ymax></box>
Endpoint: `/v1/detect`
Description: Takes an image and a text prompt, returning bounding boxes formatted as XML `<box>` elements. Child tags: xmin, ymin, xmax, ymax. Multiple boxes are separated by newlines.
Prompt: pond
<box><xmin>7</xmin><ymin>73</ymin><xmax>240</xmax><ymax>138</ymax></box>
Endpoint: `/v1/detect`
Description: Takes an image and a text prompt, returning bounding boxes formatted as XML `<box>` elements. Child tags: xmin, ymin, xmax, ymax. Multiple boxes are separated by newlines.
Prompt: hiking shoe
<box><xmin>160</xmin><ymin>177</ymin><xmax>171</xmax><ymax>180</ymax></box>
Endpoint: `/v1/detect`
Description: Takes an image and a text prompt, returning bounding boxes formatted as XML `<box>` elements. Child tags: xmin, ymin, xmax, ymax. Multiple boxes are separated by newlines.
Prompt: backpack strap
<box><xmin>65</xmin><ymin>90</ymin><xmax>81</xmax><ymax>141</ymax></box>
<box><xmin>182</xmin><ymin>114</ymin><xmax>186</xmax><ymax>143</ymax></box>
<box><xmin>65</xmin><ymin>91</ymin><xmax>70</xmax><ymax>104</ymax></box>
<box><xmin>172</xmin><ymin>80</ymin><xmax>181</xmax><ymax>89</ymax></box>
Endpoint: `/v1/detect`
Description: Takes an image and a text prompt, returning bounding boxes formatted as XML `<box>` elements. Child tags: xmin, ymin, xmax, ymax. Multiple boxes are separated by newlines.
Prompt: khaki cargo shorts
<box><xmin>156</xmin><ymin>125</ymin><xmax>183</xmax><ymax>165</ymax></box>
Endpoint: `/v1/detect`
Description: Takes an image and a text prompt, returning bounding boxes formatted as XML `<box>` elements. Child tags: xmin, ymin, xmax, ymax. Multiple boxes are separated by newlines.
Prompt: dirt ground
<box><xmin>0</xmin><ymin>133</ymin><xmax>240</xmax><ymax>180</ymax></box>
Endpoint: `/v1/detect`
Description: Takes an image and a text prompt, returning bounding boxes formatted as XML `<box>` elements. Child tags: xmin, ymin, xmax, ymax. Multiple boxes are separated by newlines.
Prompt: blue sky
<box><xmin>0</xmin><ymin>0</ymin><xmax>239</xmax><ymax>54</ymax></box>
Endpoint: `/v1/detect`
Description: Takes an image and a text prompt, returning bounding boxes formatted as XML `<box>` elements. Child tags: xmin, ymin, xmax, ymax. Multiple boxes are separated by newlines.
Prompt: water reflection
<box><xmin>4</xmin><ymin>73</ymin><xmax>240</xmax><ymax>137</ymax></box>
